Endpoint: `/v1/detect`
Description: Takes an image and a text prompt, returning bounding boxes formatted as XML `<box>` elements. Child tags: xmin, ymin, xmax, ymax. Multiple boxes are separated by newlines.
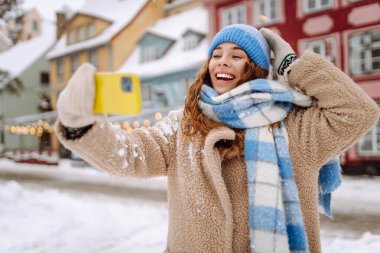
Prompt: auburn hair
<box><xmin>181</xmin><ymin>58</ymin><xmax>269</xmax><ymax>159</ymax></box>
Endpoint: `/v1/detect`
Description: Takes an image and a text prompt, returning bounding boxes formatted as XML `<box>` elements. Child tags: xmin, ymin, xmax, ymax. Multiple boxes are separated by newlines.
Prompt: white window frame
<box><xmin>68</xmin><ymin>30</ymin><xmax>75</xmax><ymax>44</ymax></box>
<box><xmin>142</xmin><ymin>45</ymin><xmax>157</xmax><ymax>62</ymax></box>
<box><xmin>32</xmin><ymin>20</ymin><xmax>38</xmax><ymax>32</ymax></box>
<box><xmin>78</xmin><ymin>26</ymin><xmax>85</xmax><ymax>41</ymax></box>
<box><xmin>220</xmin><ymin>4</ymin><xmax>247</xmax><ymax>28</ymax></box>
<box><xmin>142</xmin><ymin>83</ymin><xmax>152</xmax><ymax>103</ymax></box>
<box><xmin>349</xmin><ymin>29</ymin><xmax>380</xmax><ymax>76</ymax></box>
<box><xmin>88</xmin><ymin>23</ymin><xmax>95</xmax><ymax>38</ymax></box>
<box><xmin>88</xmin><ymin>50</ymin><xmax>98</xmax><ymax>66</ymax></box>
<box><xmin>358</xmin><ymin>117</ymin><xmax>380</xmax><ymax>155</ymax></box>
<box><xmin>305</xmin><ymin>37</ymin><xmax>337</xmax><ymax>63</ymax></box>
<box><xmin>70</xmin><ymin>54</ymin><xmax>79</xmax><ymax>72</ymax></box>
<box><xmin>184</xmin><ymin>33</ymin><xmax>199</xmax><ymax>51</ymax></box>
<box><xmin>303</xmin><ymin>0</ymin><xmax>333</xmax><ymax>14</ymax></box>
<box><xmin>56</xmin><ymin>58</ymin><xmax>64</xmax><ymax>83</ymax></box>
<box><xmin>254</xmin><ymin>0</ymin><xmax>281</xmax><ymax>26</ymax></box>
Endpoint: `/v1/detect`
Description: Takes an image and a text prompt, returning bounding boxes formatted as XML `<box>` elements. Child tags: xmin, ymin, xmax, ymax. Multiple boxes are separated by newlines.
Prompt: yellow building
<box><xmin>46</xmin><ymin>0</ymin><xmax>169</xmax><ymax>152</ymax></box>
<box><xmin>47</xmin><ymin>0</ymin><xmax>202</xmax><ymax>153</ymax></box>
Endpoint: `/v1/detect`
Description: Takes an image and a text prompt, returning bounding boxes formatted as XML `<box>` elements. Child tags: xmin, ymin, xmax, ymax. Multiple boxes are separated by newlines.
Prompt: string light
<box><xmin>123</xmin><ymin>121</ymin><xmax>130</xmax><ymax>129</ymax></box>
<box><xmin>113</xmin><ymin>122</ymin><xmax>121</xmax><ymax>129</ymax></box>
<box><xmin>155</xmin><ymin>112</ymin><xmax>162</xmax><ymax>121</ymax></box>
<box><xmin>143</xmin><ymin>119</ymin><xmax>151</xmax><ymax>127</ymax></box>
<box><xmin>132</xmin><ymin>120</ymin><xmax>140</xmax><ymax>128</ymax></box>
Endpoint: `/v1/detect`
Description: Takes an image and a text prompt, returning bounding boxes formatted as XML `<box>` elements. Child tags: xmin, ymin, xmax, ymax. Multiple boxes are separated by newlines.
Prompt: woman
<box><xmin>56</xmin><ymin>24</ymin><xmax>379</xmax><ymax>252</ymax></box>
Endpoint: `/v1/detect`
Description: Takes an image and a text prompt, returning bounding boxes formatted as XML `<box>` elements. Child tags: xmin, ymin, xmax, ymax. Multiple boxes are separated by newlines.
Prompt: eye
<box><xmin>212</xmin><ymin>54</ymin><xmax>221</xmax><ymax>59</ymax></box>
<box><xmin>232</xmin><ymin>55</ymin><xmax>243</xmax><ymax>59</ymax></box>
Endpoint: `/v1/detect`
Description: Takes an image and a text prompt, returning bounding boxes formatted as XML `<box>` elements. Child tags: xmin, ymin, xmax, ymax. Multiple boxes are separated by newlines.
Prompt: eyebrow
<box><xmin>215</xmin><ymin>46</ymin><xmax>244</xmax><ymax>51</ymax></box>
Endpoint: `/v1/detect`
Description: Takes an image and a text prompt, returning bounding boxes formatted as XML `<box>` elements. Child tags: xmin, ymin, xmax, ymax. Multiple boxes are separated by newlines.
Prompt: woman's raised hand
<box><xmin>259</xmin><ymin>28</ymin><xmax>297</xmax><ymax>76</ymax></box>
<box><xmin>57</xmin><ymin>63</ymin><xmax>98</xmax><ymax>128</ymax></box>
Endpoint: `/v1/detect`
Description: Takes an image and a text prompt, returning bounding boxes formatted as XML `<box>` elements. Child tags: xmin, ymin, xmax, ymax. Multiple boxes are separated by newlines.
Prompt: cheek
<box><xmin>244</xmin><ymin>62</ymin><xmax>249</xmax><ymax>72</ymax></box>
<box><xmin>208</xmin><ymin>60</ymin><xmax>216</xmax><ymax>72</ymax></box>
<box><xmin>237</xmin><ymin>62</ymin><xmax>248</xmax><ymax>76</ymax></box>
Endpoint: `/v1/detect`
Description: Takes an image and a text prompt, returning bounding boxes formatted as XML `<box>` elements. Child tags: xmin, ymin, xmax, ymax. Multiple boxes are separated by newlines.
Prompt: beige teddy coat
<box><xmin>56</xmin><ymin>51</ymin><xmax>380</xmax><ymax>253</ymax></box>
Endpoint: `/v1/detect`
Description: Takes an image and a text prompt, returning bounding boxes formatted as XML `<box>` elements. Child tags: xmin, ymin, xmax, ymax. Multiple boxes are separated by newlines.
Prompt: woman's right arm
<box><xmin>55</xmin><ymin>111</ymin><xmax>179</xmax><ymax>178</ymax></box>
<box><xmin>55</xmin><ymin>63</ymin><xmax>178</xmax><ymax>178</ymax></box>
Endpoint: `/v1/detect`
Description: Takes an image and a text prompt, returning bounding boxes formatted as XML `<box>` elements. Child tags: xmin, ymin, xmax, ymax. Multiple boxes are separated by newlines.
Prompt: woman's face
<box><xmin>208</xmin><ymin>42</ymin><xmax>249</xmax><ymax>94</ymax></box>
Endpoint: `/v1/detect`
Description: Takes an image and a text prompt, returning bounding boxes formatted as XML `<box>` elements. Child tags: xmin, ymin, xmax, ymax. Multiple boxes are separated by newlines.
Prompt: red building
<box><xmin>203</xmin><ymin>0</ymin><xmax>380</xmax><ymax>174</ymax></box>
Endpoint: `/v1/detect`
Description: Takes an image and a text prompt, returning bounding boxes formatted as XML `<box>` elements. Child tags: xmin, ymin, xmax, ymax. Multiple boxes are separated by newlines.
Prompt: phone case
<box><xmin>93</xmin><ymin>73</ymin><xmax>142</xmax><ymax>115</ymax></box>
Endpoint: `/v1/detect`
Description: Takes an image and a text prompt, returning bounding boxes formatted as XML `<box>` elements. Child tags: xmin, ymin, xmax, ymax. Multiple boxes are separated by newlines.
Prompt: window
<box><xmin>303</xmin><ymin>0</ymin><xmax>333</xmax><ymax>13</ymax></box>
<box><xmin>184</xmin><ymin>33</ymin><xmax>199</xmax><ymax>51</ymax></box>
<box><xmin>40</xmin><ymin>72</ymin><xmax>49</xmax><ymax>85</ymax></box>
<box><xmin>88</xmin><ymin>23</ymin><xmax>95</xmax><ymax>38</ymax></box>
<box><xmin>304</xmin><ymin>37</ymin><xmax>337</xmax><ymax>64</ymax></box>
<box><xmin>254</xmin><ymin>0</ymin><xmax>281</xmax><ymax>26</ymax></box>
<box><xmin>358</xmin><ymin>117</ymin><xmax>380</xmax><ymax>155</ymax></box>
<box><xmin>70</xmin><ymin>54</ymin><xmax>79</xmax><ymax>72</ymax></box>
<box><xmin>141</xmin><ymin>45</ymin><xmax>157</xmax><ymax>62</ymax></box>
<box><xmin>57</xmin><ymin>58</ymin><xmax>64</xmax><ymax>83</ymax></box>
<box><xmin>88</xmin><ymin>50</ymin><xmax>98</xmax><ymax>66</ymax></box>
<box><xmin>220</xmin><ymin>4</ymin><xmax>247</xmax><ymax>28</ymax></box>
<box><xmin>32</xmin><ymin>20</ymin><xmax>38</xmax><ymax>32</ymax></box>
<box><xmin>15</xmin><ymin>16</ymin><xmax>22</xmax><ymax>25</ymax></box>
<box><xmin>142</xmin><ymin>83</ymin><xmax>152</xmax><ymax>102</ymax></box>
<box><xmin>68</xmin><ymin>30</ymin><xmax>75</xmax><ymax>44</ymax></box>
<box><xmin>350</xmin><ymin>29</ymin><xmax>380</xmax><ymax>75</ymax></box>
<box><xmin>78</xmin><ymin>26</ymin><xmax>85</xmax><ymax>41</ymax></box>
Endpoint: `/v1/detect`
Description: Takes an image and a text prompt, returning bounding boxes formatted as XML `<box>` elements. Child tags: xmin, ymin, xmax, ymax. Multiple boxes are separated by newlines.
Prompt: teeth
<box><xmin>216</xmin><ymin>73</ymin><xmax>234</xmax><ymax>79</ymax></box>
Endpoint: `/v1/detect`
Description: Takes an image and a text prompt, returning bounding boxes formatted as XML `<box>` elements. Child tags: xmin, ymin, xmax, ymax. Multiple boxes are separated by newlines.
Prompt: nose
<box><xmin>218</xmin><ymin>55</ymin><xmax>230</xmax><ymax>67</ymax></box>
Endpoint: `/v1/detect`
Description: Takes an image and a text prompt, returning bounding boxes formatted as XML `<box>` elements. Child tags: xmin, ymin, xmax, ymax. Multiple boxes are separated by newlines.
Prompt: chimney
<box><xmin>56</xmin><ymin>11</ymin><xmax>67</xmax><ymax>39</ymax></box>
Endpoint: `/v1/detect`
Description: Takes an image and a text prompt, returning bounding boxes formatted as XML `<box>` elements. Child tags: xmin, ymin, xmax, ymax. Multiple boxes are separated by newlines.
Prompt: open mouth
<box><xmin>216</xmin><ymin>72</ymin><xmax>235</xmax><ymax>81</ymax></box>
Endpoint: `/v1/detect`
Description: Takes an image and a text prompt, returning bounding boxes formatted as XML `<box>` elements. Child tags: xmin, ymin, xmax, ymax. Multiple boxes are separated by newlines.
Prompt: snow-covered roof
<box><xmin>118</xmin><ymin>7</ymin><xmax>208</xmax><ymax>79</ymax></box>
<box><xmin>146</xmin><ymin>7</ymin><xmax>207</xmax><ymax>40</ymax></box>
<box><xmin>0</xmin><ymin>20</ymin><xmax>56</xmax><ymax>77</ymax></box>
<box><xmin>47</xmin><ymin>0</ymin><xmax>149</xmax><ymax>59</ymax></box>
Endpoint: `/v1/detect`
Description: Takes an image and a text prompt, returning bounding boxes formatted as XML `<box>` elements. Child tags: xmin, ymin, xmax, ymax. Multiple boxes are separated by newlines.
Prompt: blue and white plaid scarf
<box><xmin>198</xmin><ymin>79</ymin><xmax>341</xmax><ymax>253</ymax></box>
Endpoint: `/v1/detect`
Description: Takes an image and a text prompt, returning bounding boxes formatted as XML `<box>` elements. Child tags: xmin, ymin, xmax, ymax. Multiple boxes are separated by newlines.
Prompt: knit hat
<box><xmin>208</xmin><ymin>24</ymin><xmax>270</xmax><ymax>70</ymax></box>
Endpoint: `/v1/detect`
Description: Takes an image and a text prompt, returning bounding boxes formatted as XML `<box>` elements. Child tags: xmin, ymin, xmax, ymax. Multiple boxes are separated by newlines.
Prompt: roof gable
<box><xmin>119</xmin><ymin>7</ymin><xmax>208</xmax><ymax>77</ymax></box>
<box><xmin>47</xmin><ymin>0</ymin><xmax>149</xmax><ymax>59</ymax></box>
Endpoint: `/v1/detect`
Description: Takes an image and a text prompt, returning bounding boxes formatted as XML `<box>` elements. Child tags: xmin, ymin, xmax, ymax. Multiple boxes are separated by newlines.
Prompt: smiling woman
<box><xmin>55</xmin><ymin>24</ymin><xmax>380</xmax><ymax>253</ymax></box>
<box><xmin>209</xmin><ymin>43</ymin><xmax>250</xmax><ymax>94</ymax></box>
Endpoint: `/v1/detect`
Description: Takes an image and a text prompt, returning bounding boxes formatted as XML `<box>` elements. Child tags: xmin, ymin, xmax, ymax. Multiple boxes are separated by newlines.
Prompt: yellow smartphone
<box><xmin>93</xmin><ymin>73</ymin><xmax>142</xmax><ymax>115</ymax></box>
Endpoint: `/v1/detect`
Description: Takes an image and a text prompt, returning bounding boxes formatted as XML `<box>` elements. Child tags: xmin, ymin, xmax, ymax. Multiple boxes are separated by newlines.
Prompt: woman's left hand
<box><xmin>259</xmin><ymin>28</ymin><xmax>298</xmax><ymax>76</ymax></box>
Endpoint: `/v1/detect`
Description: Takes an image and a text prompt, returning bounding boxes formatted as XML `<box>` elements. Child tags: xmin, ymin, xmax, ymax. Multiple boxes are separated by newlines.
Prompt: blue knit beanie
<box><xmin>208</xmin><ymin>24</ymin><xmax>270</xmax><ymax>70</ymax></box>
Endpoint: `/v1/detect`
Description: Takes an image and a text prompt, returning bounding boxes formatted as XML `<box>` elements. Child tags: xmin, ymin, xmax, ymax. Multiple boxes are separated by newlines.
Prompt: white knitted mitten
<box><xmin>57</xmin><ymin>63</ymin><xmax>100</xmax><ymax>128</ymax></box>
<box><xmin>259</xmin><ymin>28</ymin><xmax>298</xmax><ymax>76</ymax></box>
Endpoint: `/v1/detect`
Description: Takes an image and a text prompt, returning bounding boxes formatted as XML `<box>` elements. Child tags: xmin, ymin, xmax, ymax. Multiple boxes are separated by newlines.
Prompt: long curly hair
<box><xmin>181</xmin><ymin>58</ymin><xmax>269</xmax><ymax>159</ymax></box>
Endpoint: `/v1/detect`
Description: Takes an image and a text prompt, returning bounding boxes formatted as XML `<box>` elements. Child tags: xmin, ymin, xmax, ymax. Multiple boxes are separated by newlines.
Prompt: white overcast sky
<box><xmin>22</xmin><ymin>0</ymin><xmax>86</xmax><ymax>21</ymax></box>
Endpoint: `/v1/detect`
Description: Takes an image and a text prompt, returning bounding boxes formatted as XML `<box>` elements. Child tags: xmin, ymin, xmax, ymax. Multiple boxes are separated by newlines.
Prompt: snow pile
<box><xmin>0</xmin><ymin>159</ymin><xmax>379</xmax><ymax>252</ymax></box>
<box><xmin>330</xmin><ymin>175</ymin><xmax>380</xmax><ymax>216</ymax></box>
<box><xmin>322</xmin><ymin>232</ymin><xmax>380</xmax><ymax>253</ymax></box>
<box><xmin>0</xmin><ymin>180</ymin><xmax>168</xmax><ymax>253</ymax></box>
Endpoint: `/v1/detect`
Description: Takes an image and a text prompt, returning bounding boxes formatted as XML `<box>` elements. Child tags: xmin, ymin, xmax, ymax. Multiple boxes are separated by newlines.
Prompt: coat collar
<box><xmin>201</xmin><ymin>126</ymin><xmax>236</xmax><ymax>253</ymax></box>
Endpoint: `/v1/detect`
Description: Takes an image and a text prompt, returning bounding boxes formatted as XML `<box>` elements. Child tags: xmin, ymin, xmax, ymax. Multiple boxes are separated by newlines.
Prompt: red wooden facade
<box><xmin>203</xmin><ymin>0</ymin><xmax>380</xmax><ymax>174</ymax></box>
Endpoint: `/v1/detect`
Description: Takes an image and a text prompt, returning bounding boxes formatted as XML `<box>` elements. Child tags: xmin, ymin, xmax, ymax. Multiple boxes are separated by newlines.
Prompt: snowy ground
<box><xmin>0</xmin><ymin>159</ymin><xmax>380</xmax><ymax>252</ymax></box>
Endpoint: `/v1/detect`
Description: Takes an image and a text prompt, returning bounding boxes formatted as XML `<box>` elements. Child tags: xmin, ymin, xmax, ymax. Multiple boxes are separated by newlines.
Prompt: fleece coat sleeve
<box><xmin>55</xmin><ymin>110</ymin><xmax>180</xmax><ymax>178</ymax></box>
<box><xmin>286</xmin><ymin>50</ymin><xmax>380</xmax><ymax>169</ymax></box>
<box><xmin>285</xmin><ymin>51</ymin><xmax>380</xmax><ymax>253</ymax></box>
